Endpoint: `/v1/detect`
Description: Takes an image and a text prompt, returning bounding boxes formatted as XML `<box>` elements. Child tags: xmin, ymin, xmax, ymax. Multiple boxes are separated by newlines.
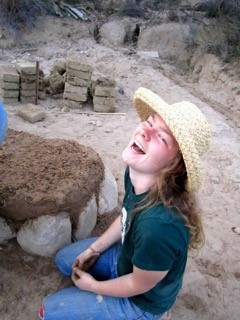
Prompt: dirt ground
<box><xmin>0</xmin><ymin>14</ymin><xmax>240</xmax><ymax>320</ymax></box>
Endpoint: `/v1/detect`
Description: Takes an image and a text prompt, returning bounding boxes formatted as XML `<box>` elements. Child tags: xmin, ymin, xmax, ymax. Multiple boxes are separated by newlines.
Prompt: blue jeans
<box><xmin>41</xmin><ymin>238</ymin><xmax>167</xmax><ymax>320</ymax></box>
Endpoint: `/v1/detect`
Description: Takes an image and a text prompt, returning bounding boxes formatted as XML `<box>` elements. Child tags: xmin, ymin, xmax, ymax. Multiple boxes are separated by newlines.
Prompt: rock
<box><xmin>0</xmin><ymin>129</ymin><xmax>104</xmax><ymax>221</ymax></box>
<box><xmin>64</xmin><ymin>82</ymin><xmax>88</xmax><ymax>95</ymax></box>
<box><xmin>17</xmin><ymin>212</ymin><xmax>71</xmax><ymax>257</ymax></box>
<box><xmin>48</xmin><ymin>71</ymin><xmax>65</xmax><ymax>94</ymax></box>
<box><xmin>93</xmin><ymin>96</ymin><xmax>115</xmax><ymax>113</ymax></box>
<box><xmin>232</xmin><ymin>227</ymin><xmax>240</xmax><ymax>235</ymax></box>
<box><xmin>94</xmin><ymin>85</ymin><xmax>116</xmax><ymax>98</ymax></box>
<box><xmin>66</xmin><ymin>56</ymin><xmax>93</xmax><ymax>73</ymax></box>
<box><xmin>0</xmin><ymin>65</ymin><xmax>20</xmax><ymax>83</ymax></box>
<box><xmin>0</xmin><ymin>217</ymin><xmax>16</xmax><ymax>244</ymax></box>
<box><xmin>67</xmin><ymin>67</ymin><xmax>92</xmax><ymax>80</ymax></box>
<box><xmin>98</xmin><ymin>166</ymin><xmax>118</xmax><ymax>215</ymax></box>
<box><xmin>18</xmin><ymin>104</ymin><xmax>45</xmax><ymax>123</ymax></box>
<box><xmin>50</xmin><ymin>59</ymin><xmax>66</xmax><ymax>75</ymax></box>
<box><xmin>16</xmin><ymin>62</ymin><xmax>36</xmax><ymax>75</ymax></box>
<box><xmin>74</xmin><ymin>195</ymin><xmax>98</xmax><ymax>240</ymax></box>
<box><xmin>63</xmin><ymin>91</ymin><xmax>87</xmax><ymax>102</ymax></box>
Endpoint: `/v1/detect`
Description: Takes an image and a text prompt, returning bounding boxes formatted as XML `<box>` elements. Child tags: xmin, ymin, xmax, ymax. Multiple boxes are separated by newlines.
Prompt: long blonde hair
<box><xmin>135</xmin><ymin>152</ymin><xmax>204</xmax><ymax>250</ymax></box>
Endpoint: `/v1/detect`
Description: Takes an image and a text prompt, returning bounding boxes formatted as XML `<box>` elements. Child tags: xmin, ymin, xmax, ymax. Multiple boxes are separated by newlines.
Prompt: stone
<box><xmin>49</xmin><ymin>71</ymin><xmax>65</xmax><ymax>94</ymax></box>
<box><xmin>93</xmin><ymin>96</ymin><xmax>115</xmax><ymax>113</ymax></box>
<box><xmin>21</xmin><ymin>82</ymin><xmax>36</xmax><ymax>90</ymax></box>
<box><xmin>20</xmin><ymin>89</ymin><xmax>36</xmax><ymax>97</ymax></box>
<box><xmin>64</xmin><ymin>82</ymin><xmax>88</xmax><ymax>95</ymax></box>
<box><xmin>0</xmin><ymin>88</ymin><xmax>19</xmax><ymax>98</ymax></box>
<box><xmin>0</xmin><ymin>65</ymin><xmax>20</xmax><ymax>83</ymax></box>
<box><xmin>20</xmin><ymin>73</ymin><xmax>36</xmax><ymax>82</ymax></box>
<box><xmin>50</xmin><ymin>59</ymin><xmax>66</xmax><ymax>75</ymax></box>
<box><xmin>17</xmin><ymin>212</ymin><xmax>72</xmax><ymax>257</ymax></box>
<box><xmin>38</xmin><ymin>91</ymin><xmax>47</xmax><ymax>100</ymax></box>
<box><xmin>66</xmin><ymin>55</ymin><xmax>93</xmax><ymax>73</ymax></box>
<box><xmin>18</xmin><ymin>104</ymin><xmax>45</xmax><ymax>123</ymax></box>
<box><xmin>98</xmin><ymin>166</ymin><xmax>118</xmax><ymax>215</ymax></box>
<box><xmin>67</xmin><ymin>67</ymin><xmax>92</xmax><ymax>80</ymax></box>
<box><xmin>0</xmin><ymin>217</ymin><xmax>16</xmax><ymax>244</ymax></box>
<box><xmin>0</xmin><ymin>96</ymin><xmax>19</xmax><ymax>104</ymax></box>
<box><xmin>59</xmin><ymin>99</ymin><xmax>83</xmax><ymax>109</ymax></box>
<box><xmin>16</xmin><ymin>62</ymin><xmax>36</xmax><ymax>75</ymax></box>
<box><xmin>52</xmin><ymin>93</ymin><xmax>63</xmax><ymax>100</ymax></box>
<box><xmin>91</xmin><ymin>75</ymin><xmax>116</xmax><ymax>87</ymax></box>
<box><xmin>63</xmin><ymin>91</ymin><xmax>87</xmax><ymax>102</ymax></box>
<box><xmin>0</xmin><ymin>80</ymin><xmax>19</xmax><ymax>90</ymax></box>
<box><xmin>20</xmin><ymin>96</ymin><xmax>35</xmax><ymax>103</ymax></box>
<box><xmin>94</xmin><ymin>85</ymin><xmax>116</xmax><ymax>97</ymax></box>
<box><xmin>66</xmin><ymin>75</ymin><xmax>90</xmax><ymax>87</ymax></box>
<box><xmin>74</xmin><ymin>195</ymin><xmax>98</xmax><ymax>240</ymax></box>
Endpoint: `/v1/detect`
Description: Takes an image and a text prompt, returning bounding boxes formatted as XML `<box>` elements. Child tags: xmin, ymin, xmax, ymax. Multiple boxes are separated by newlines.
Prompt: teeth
<box><xmin>134</xmin><ymin>140</ymin><xmax>144</xmax><ymax>153</ymax></box>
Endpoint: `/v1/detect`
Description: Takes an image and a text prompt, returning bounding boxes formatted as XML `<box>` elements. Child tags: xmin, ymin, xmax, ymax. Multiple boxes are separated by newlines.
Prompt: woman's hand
<box><xmin>71</xmin><ymin>267</ymin><xmax>97</xmax><ymax>292</ymax></box>
<box><xmin>72</xmin><ymin>248</ymin><xmax>100</xmax><ymax>272</ymax></box>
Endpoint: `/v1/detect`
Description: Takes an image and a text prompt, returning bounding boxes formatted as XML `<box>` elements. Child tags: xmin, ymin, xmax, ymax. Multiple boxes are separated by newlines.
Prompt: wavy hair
<box><xmin>135</xmin><ymin>152</ymin><xmax>205</xmax><ymax>250</ymax></box>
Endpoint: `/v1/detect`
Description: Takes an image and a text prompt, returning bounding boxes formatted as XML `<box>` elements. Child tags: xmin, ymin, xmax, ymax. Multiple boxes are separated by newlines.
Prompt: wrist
<box><xmin>88</xmin><ymin>246</ymin><xmax>100</xmax><ymax>256</ymax></box>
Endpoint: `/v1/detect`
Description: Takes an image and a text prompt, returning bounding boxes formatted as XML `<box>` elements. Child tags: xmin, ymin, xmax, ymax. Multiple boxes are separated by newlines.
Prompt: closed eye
<box><xmin>146</xmin><ymin>120</ymin><xmax>153</xmax><ymax>127</ymax></box>
<box><xmin>158</xmin><ymin>134</ymin><xmax>167</xmax><ymax>145</ymax></box>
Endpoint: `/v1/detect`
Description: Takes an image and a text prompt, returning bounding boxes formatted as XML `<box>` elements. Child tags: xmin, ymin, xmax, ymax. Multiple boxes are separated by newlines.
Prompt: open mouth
<box><xmin>131</xmin><ymin>141</ymin><xmax>145</xmax><ymax>154</ymax></box>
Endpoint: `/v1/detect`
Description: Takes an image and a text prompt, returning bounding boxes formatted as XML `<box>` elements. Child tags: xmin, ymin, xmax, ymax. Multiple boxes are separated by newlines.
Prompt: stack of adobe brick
<box><xmin>63</xmin><ymin>55</ymin><xmax>93</xmax><ymax>108</ymax></box>
<box><xmin>17</xmin><ymin>62</ymin><xmax>37</xmax><ymax>104</ymax></box>
<box><xmin>91</xmin><ymin>76</ymin><xmax>116</xmax><ymax>113</ymax></box>
<box><xmin>0</xmin><ymin>65</ymin><xmax>20</xmax><ymax>104</ymax></box>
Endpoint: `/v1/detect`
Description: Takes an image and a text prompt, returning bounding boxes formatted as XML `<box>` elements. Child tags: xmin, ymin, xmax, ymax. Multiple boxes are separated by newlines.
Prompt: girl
<box><xmin>39</xmin><ymin>87</ymin><xmax>211</xmax><ymax>320</ymax></box>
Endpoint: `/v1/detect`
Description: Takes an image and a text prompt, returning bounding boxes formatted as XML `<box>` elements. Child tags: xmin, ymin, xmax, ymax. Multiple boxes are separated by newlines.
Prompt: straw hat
<box><xmin>133</xmin><ymin>87</ymin><xmax>211</xmax><ymax>192</ymax></box>
<box><xmin>0</xmin><ymin>101</ymin><xmax>7</xmax><ymax>144</ymax></box>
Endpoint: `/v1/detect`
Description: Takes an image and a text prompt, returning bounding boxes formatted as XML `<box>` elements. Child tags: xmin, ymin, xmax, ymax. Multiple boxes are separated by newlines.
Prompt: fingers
<box><xmin>71</xmin><ymin>267</ymin><xmax>83</xmax><ymax>282</ymax></box>
<box><xmin>72</xmin><ymin>259</ymin><xmax>79</xmax><ymax>269</ymax></box>
<box><xmin>82</xmin><ymin>254</ymin><xmax>99</xmax><ymax>271</ymax></box>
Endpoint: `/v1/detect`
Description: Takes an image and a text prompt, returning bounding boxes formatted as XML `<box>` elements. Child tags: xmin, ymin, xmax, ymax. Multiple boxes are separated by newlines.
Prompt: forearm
<box><xmin>90</xmin><ymin>215</ymin><xmax>122</xmax><ymax>254</ymax></box>
<box><xmin>93</xmin><ymin>274</ymin><xmax>149</xmax><ymax>298</ymax></box>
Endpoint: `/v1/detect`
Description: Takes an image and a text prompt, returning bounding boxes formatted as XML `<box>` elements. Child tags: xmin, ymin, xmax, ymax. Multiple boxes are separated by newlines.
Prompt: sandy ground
<box><xmin>0</xmin><ymin>15</ymin><xmax>240</xmax><ymax>320</ymax></box>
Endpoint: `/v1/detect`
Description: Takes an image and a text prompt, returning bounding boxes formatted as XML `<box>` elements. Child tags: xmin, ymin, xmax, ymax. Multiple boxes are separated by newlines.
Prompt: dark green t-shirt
<box><xmin>117</xmin><ymin>168</ymin><xmax>190</xmax><ymax>315</ymax></box>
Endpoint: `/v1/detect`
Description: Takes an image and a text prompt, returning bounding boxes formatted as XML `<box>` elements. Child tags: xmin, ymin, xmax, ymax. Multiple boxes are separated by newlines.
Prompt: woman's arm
<box><xmin>72</xmin><ymin>215</ymin><xmax>122</xmax><ymax>270</ymax></box>
<box><xmin>72</xmin><ymin>265</ymin><xmax>168</xmax><ymax>297</ymax></box>
<box><xmin>88</xmin><ymin>215</ymin><xmax>122</xmax><ymax>254</ymax></box>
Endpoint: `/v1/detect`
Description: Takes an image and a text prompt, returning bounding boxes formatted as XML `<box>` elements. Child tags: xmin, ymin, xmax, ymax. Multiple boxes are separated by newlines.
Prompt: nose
<box><xmin>140</xmin><ymin>126</ymin><xmax>151</xmax><ymax>141</ymax></box>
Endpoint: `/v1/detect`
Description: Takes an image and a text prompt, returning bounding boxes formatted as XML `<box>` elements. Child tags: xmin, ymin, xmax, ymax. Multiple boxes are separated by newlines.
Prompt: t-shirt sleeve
<box><xmin>132</xmin><ymin>218</ymin><xmax>185</xmax><ymax>271</ymax></box>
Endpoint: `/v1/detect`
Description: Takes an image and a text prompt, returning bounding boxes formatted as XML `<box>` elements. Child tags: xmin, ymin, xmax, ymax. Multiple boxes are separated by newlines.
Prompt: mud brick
<box><xmin>20</xmin><ymin>82</ymin><xmax>36</xmax><ymax>90</ymax></box>
<box><xmin>64</xmin><ymin>83</ymin><xmax>88</xmax><ymax>95</ymax></box>
<box><xmin>94</xmin><ymin>85</ymin><xmax>116</xmax><ymax>97</ymax></box>
<box><xmin>0</xmin><ymin>88</ymin><xmax>19</xmax><ymax>98</ymax></box>
<box><xmin>63</xmin><ymin>91</ymin><xmax>87</xmax><ymax>102</ymax></box>
<box><xmin>59</xmin><ymin>99</ymin><xmax>83</xmax><ymax>109</ymax></box>
<box><xmin>18</xmin><ymin>104</ymin><xmax>45</xmax><ymax>123</ymax></box>
<box><xmin>20</xmin><ymin>96</ymin><xmax>36</xmax><ymax>103</ymax></box>
<box><xmin>66</xmin><ymin>58</ymin><xmax>93</xmax><ymax>73</ymax></box>
<box><xmin>20</xmin><ymin>73</ymin><xmax>36</xmax><ymax>82</ymax></box>
<box><xmin>50</xmin><ymin>59</ymin><xmax>66</xmax><ymax>75</ymax></box>
<box><xmin>16</xmin><ymin>62</ymin><xmax>36</xmax><ymax>75</ymax></box>
<box><xmin>0</xmin><ymin>95</ymin><xmax>19</xmax><ymax>104</ymax></box>
<box><xmin>0</xmin><ymin>66</ymin><xmax>20</xmax><ymax>83</ymax></box>
<box><xmin>91</xmin><ymin>75</ymin><xmax>116</xmax><ymax>87</ymax></box>
<box><xmin>67</xmin><ymin>67</ymin><xmax>91</xmax><ymax>80</ymax></box>
<box><xmin>66</xmin><ymin>75</ymin><xmax>90</xmax><ymax>87</ymax></box>
<box><xmin>21</xmin><ymin>90</ymin><xmax>36</xmax><ymax>97</ymax></box>
<box><xmin>93</xmin><ymin>96</ymin><xmax>115</xmax><ymax>113</ymax></box>
<box><xmin>0</xmin><ymin>81</ymin><xmax>19</xmax><ymax>90</ymax></box>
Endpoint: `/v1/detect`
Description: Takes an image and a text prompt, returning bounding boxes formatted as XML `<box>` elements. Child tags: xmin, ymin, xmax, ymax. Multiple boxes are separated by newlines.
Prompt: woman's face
<box><xmin>122</xmin><ymin>113</ymin><xmax>179</xmax><ymax>176</ymax></box>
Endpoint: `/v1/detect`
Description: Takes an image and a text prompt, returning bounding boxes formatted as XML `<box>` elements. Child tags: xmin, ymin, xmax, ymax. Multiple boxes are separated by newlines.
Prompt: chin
<box><xmin>122</xmin><ymin>146</ymin><xmax>132</xmax><ymax>166</ymax></box>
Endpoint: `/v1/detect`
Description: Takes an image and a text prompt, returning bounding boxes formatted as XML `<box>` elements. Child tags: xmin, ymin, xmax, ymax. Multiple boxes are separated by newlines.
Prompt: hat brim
<box><xmin>133</xmin><ymin>87</ymin><xmax>201</xmax><ymax>192</ymax></box>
